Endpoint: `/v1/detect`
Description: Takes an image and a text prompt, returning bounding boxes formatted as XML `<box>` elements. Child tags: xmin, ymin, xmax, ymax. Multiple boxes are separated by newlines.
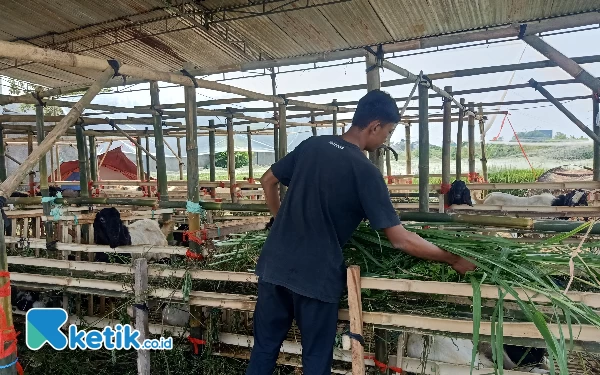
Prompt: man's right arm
<box><xmin>260</xmin><ymin>168</ymin><xmax>281</xmax><ymax>217</ymax></box>
<box><xmin>383</xmin><ymin>224</ymin><xmax>476</xmax><ymax>275</ymax></box>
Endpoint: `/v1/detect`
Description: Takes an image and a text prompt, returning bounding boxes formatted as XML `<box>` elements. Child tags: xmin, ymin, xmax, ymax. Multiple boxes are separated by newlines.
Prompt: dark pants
<box><xmin>246</xmin><ymin>281</ymin><xmax>339</xmax><ymax>375</ymax></box>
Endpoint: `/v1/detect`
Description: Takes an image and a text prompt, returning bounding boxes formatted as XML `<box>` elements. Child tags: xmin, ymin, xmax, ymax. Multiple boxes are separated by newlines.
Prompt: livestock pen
<box><xmin>0</xmin><ymin>2</ymin><xmax>600</xmax><ymax>375</ymax></box>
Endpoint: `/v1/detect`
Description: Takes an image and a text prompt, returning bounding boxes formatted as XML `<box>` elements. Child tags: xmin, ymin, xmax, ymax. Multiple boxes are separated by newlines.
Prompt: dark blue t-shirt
<box><xmin>255</xmin><ymin>135</ymin><xmax>401</xmax><ymax>303</ymax></box>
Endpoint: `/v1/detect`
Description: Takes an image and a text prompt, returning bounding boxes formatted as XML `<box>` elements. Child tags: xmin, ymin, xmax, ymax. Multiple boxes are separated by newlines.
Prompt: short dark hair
<box><xmin>351</xmin><ymin>89</ymin><xmax>400</xmax><ymax>128</ymax></box>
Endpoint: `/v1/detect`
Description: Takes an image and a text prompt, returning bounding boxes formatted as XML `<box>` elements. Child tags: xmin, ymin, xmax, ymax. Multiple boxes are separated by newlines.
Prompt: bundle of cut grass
<box><xmin>212</xmin><ymin>221</ymin><xmax>600</xmax><ymax>375</ymax></box>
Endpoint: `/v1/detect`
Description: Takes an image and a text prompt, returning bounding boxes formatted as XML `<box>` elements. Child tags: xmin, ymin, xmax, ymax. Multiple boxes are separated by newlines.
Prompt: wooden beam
<box><xmin>521</xmin><ymin>32</ymin><xmax>600</xmax><ymax>94</ymax></box>
<box><xmin>529</xmin><ymin>79</ymin><xmax>600</xmax><ymax>143</ymax></box>
<box><xmin>347</xmin><ymin>266</ymin><xmax>365</xmax><ymax>375</ymax></box>
<box><xmin>0</xmin><ymin>40</ymin><xmax>336</xmax><ymax>111</ymax></box>
<box><xmin>366</xmin><ymin>53</ymin><xmax>384</xmax><ymax>173</ymax></box>
<box><xmin>441</xmin><ymin>86</ymin><xmax>452</xmax><ymax>211</ymax></box>
<box><xmin>455</xmin><ymin>98</ymin><xmax>465</xmax><ymax>180</ymax></box>
<box><xmin>227</xmin><ymin>114</ymin><xmax>237</xmax><ymax>204</ymax></box>
<box><xmin>134</xmin><ymin>258</ymin><xmax>150</xmax><ymax>374</ymax></box>
<box><xmin>150</xmin><ymin>81</ymin><xmax>170</xmax><ymax>229</ymax></box>
<box><xmin>467</xmin><ymin>102</ymin><xmax>476</xmax><ymax>178</ymax></box>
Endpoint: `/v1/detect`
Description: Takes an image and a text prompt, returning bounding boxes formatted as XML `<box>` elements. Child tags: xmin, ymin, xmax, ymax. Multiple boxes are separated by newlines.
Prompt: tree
<box><xmin>554</xmin><ymin>132</ymin><xmax>568</xmax><ymax>140</ymax></box>
<box><xmin>215</xmin><ymin>151</ymin><xmax>249</xmax><ymax>169</ymax></box>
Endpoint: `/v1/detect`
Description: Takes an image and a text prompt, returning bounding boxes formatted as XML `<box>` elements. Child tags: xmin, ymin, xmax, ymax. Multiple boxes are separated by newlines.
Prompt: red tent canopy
<box><xmin>51</xmin><ymin>146</ymin><xmax>139</xmax><ymax>182</ymax></box>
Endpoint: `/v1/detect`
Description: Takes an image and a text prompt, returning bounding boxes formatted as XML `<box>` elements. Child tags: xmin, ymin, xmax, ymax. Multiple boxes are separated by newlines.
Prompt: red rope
<box><xmin>491</xmin><ymin>113</ymin><xmax>508</xmax><ymax>141</ymax></box>
<box><xmin>505</xmin><ymin>116</ymin><xmax>537</xmax><ymax>180</ymax></box>
<box><xmin>188</xmin><ymin>337</ymin><xmax>206</xmax><ymax>354</ymax></box>
<box><xmin>185</xmin><ymin>250</ymin><xmax>204</xmax><ymax>261</ymax></box>
<box><xmin>440</xmin><ymin>183</ymin><xmax>452</xmax><ymax>195</ymax></box>
<box><xmin>0</xmin><ymin>272</ymin><xmax>22</xmax><ymax>374</ymax></box>
<box><xmin>365</xmin><ymin>355</ymin><xmax>403</xmax><ymax>373</ymax></box>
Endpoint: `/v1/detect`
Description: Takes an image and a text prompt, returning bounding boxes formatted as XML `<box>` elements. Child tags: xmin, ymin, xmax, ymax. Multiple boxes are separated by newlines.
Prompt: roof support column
<box><xmin>366</xmin><ymin>53</ymin><xmax>384</xmax><ymax>173</ymax></box>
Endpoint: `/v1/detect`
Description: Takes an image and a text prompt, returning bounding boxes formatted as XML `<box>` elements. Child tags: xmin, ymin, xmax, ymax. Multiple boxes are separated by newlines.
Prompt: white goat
<box><xmin>480</xmin><ymin>192</ymin><xmax>556</xmax><ymax>206</ymax></box>
<box><xmin>93</xmin><ymin>207</ymin><xmax>172</xmax><ymax>263</ymax></box>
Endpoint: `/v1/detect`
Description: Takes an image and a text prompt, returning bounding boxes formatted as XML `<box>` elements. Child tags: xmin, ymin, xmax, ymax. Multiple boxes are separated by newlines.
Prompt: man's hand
<box><xmin>449</xmin><ymin>256</ymin><xmax>477</xmax><ymax>275</ymax></box>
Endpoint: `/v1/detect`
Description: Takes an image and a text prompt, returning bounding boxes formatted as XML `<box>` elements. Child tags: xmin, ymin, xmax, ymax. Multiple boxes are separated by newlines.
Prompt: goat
<box><xmin>406</xmin><ymin>334</ymin><xmax>549</xmax><ymax>373</ymax></box>
<box><xmin>173</xmin><ymin>223</ymin><xmax>189</xmax><ymax>247</ymax></box>
<box><xmin>551</xmin><ymin>189</ymin><xmax>588</xmax><ymax>220</ymax></box>
<box><xmin>93</xmin><ymin>207</ymin><xmax>172</xmax><ymax>264</ymax></box>
<box><xmin>445</xmin><ymin>180</ymin><xmax>473</xmax><ymax>206</ymax></box>
<box><xmin>126</xmin><ymin>300</ymin><xmax>190</xmax><ymax>327</ymax></box>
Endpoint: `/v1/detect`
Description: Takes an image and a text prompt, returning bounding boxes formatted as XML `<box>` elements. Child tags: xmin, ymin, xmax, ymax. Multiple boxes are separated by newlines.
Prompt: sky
<box><xmin>2</xmin><ymin>24</ymin><xmax>600</xmax><ymax>156</ymax></box>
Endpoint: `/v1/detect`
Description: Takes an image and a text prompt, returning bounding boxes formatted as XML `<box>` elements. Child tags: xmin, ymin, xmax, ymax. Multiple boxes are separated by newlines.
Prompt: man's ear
<box><xmin>366</xmin><ymin>120</ymin><xmax>381</xmax><ymax>133</ymax></box>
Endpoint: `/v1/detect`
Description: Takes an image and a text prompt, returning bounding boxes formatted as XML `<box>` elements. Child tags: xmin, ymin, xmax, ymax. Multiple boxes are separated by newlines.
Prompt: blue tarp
<box><xmin>62</xmin><ymin>172</ymin><xmax>81</xmax><ymax>190</ymax></box>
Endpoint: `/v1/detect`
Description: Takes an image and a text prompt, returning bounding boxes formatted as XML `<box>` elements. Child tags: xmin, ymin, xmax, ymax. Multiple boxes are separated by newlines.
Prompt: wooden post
<box><xmin>0</xmin><ymin>126</ymin><xmax>6</xmax><ymax>182</ymax></box>
<box><xmin>456</xmin><ymin>98</ymin><xmax>465</xmax><ymax>180</ymax></box>
<box><xmin>134</xmin><ymin>258</ymin><xmax>150</xmax><ymax>375</ymax></box>
<box><xmin>136</xmin><ymin>136</ymin><xmax>144</xmax><ymax>181</ymax></box>
<box><xmin>247</xmin><ymin>126</ymin><xmax>253</xmax><ymax>181</ymax></box>
<box><xmin>184</xmin><ymin>84</ymin><xmax>203</xmax><ymax>353</ymax></box>
<box><xmin>405</xmin><ymin>125</ymin><xmax>411</xmax><ymax>175</ymax></box>
<box><xmin>27</xmin><ymin>131</ymin><xmax>34</xmax><ymax>196</ymax></box>
<box><xmin>144</xmin><ymin>127</ymin><xmax>150</xmax><ymax>182</ymax></box>
<box><xmin>176</xmin><ymin>137</ymin><xmax>184</xmax><ymax>180</ymax></box>
<box><xmin>441</xmin><ymin>86</ymin><xmax>452</xmax><ymax>213</ymax></box>
<box><xmin>150</xmin><ymin>81</ymin><xmax>171</xmax><ymax>238</ymax></box>
<box><xmin>366</xmin><ymin>53</ymin><xmax>384</xmax><ymax>173</ymax></box>
<box><xmin>332</xmin><ymin>99</ymin><xmax>338</xmax><ymax>135</ymax></box>
<box><xmin>347</xmin><ymin>265</ymin><xmax>365</xmax><ymax>375</ymax></box>
<box><xmin>478</xmin><ymin>105</ymin><xmax>488</xmax><ymax>182</ymax></box>
<box><xmin>278</xmin><ymin>103</ymin><xmax>287</xmax><ymax>201</ymax></box>
<box><xmin>418</xmin><ymin>79</ymin><xmax>430</xmax><ymax>213</ymax></box>
<box><xmin>226</xmin><ymin>113</ymin><xmax>237</xmax><ymax>203</ymax></box>
<box><xmin>311</xmin><ymin>112</ymin><xmax>317</xmax><ymax>137</ymax></box>
<box><xmin>594</xmin><ymin>96</ymin><xmax>600</xmax><ymax>181</ymax></box>
<box><xmin>0</xmin><ymin>67</ymin><xmax>113</xmax><ymax>375</ymax></box>
<box><xmin>83</xmin><ymin>131</ymin><xmax>91</xmax><ymax>186</ymax></box>
<box><xmin>89</xmin><ymin>136</ymin><xmax>97</xmax><ymax>183</ymax></box>
<box><xmin>36</xmin><ymin>104</ymin><xmax>53</xmax><ymax>251</ymax></box>
<box><xmin>468</xmin><ymin>102</ymin><xmax>476</xmax><ymax>179</ymax></box>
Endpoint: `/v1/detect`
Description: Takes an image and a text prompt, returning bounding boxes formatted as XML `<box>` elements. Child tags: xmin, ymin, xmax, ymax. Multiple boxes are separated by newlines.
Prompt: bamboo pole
<box><xmin>279</xmin><ymin>103</ymin><xmax>287</xmax><ymax>201</ymax></box>
<box><xmin>27</xmin><ymin>131</ymin><xmax>34</xmax><ymax>196</ymax></box>
<box><xmin>144</xmin><ymin>128</ymin><xmax>151</xmax><ymax>182</ymax></box>
<box><xmin>176</xmin><ymin>137</ymin><xmax>184</xmax><ymax>180</ymax></box>
<box><xmin>456</xmin><ymin>98</ymin><xmax>465</xmax><ymax>180</ymax></box>
<box><xmin>468</xmin><ymin>102</ymin><xmax>476</xmax><ymax>178</ymax></box>
<box><xmin>332</xmin><ymin>99</ymin><xmax>338</xmax><ymax>135</ymax></box>
<box><xmin>347</xmin><ymin>265</ymin><xmax>365</xmax><ymax>375</ymax></box>
<box><xmin>226</xmin><ymin>114</ymin><xmax>237</xmax><ymax>204</ymax></box>
<box><xmin>521</xmin><ymin>32</ymin><xmax>600</xmax><ymax>94</ymax></box>
<box><xmin>0</xmin><ymin>127</ymin><xmax>5</xmax><ymax>182</ymax></box>
<box><xmin>89</xmin><ymin>136</ymin><xmax>97</xmax><ymax>183</ymax></box>
<box><xmin>150</xmin><ymin>82</ymin><xmax>170</xmax><ymax>233</ymax></box>
<box><xmin>184</xmin><ymin>83</ymin><xmax>204</xmax><ymax>349</ymax></box>
<box><xmin>134</xmin><ymin>258</ymin><xmax>150</xmax><ymax>374</ymax></box>
<box><xmin>385</xmin><ymin>141</ymin><xmax>392</xmax><ymax>178</ymax></box>
<box><xmin>405</xmin><ymin>125</ymin><xmax>411</xmax><ymax>175</ymax></box>
<box><xmin>0</xmin><ymin>40</ymin><xmax>336</xmax><ymax>112</ymax></box>
<box><xmin>594</xmin><ymin>96</ymin><xmax>600</xmax><ymax>181</ymax></box>
<box><xmin>55</xmin><ymin>145</ymin><xmax>60</xmax><ymax>181</ymax></box>
<box><xmin>75</xmin><ymin>121</ymin><xmax>90</xmax><ymax>245</ymax></box>
<box><xmin>366</xmin><ymin>54</ymin><xmax>384</xmax><ymax>173</ymax></box>
<box><xmin>529</xmin><ymin>79</ymin><xmax>600</xmax><ymax>143</ymax></box>
<box><xmin>50</xmin><ymin>145</ymin><xmax>55</xmax><ymax>183</ymax></box>
<box><xmin>135</xmin><ymin>137</ymin><xmax>143</xmax><ymax>181</ymax></box>
<box><xmin>247</xmin><ymin>126</ymin><xmax>253</xmax><ymax>181</ymax></box>
<box><xmin>311</xmin><ymin>112</ymin><xmax>317</xmax><ymax>137</ymax></box>
<box><xmin>0</xmin><ymin>67</ymin><xmax>113</xmax><ymax>375</ymax></box>
<box><xmin>478</xmin><ymin>105</ymin><xmax>488</xmax><ymax>182</ymax></box>
<box><xmin>418</xmin><ymin>79</ymin><xmax>429</xmax><ymax>213</ymax></box>
<box><xmin>208</xmin><ymin>120</ymin><xmax>216</xmax><ymax>198</ymax></box>
<box><xmin>441</xmin><ymin>86</ymin><xmax>452</xmax><ymax>212</ymax></box>
<box><xmin>36</xmin><ymin>104</ymin><xmax>53</xmax><ymax>250</ymax></box>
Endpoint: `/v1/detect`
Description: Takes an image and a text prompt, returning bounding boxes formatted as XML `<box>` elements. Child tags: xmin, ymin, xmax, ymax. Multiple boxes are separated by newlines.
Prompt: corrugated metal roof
<box><xmin>0</xmin><ymin>0</ymin><xmax>599</xmax><ymax>88</ymax></box>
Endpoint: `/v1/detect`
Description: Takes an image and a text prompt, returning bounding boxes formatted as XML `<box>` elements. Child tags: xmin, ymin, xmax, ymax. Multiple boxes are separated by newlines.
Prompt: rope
<box><xmin>188</xmin><ymin>337</ymin><xmax>206</xmax><ymax>354</ymax></box>
<box><xmin>186</xmin><ymin>201</ymin><xmax>205</xmax><ymax>220</ymax></box>
<box><xmin>180</xmin><ymin>69</ymin><xmax>199</xmax><ymax>88</ymax></box>
<box><xmin>505</xmin><ymin>115</ymin><xmax>537</xmax><ymax>179</ymax></box>
<box><xmin>365</xmin><ymin>355</ymin><xmax>403</xmax><ymax>373</ymax></box>
<box><xmin>73</xmin><ymin>214</ymin><xmax>78</xmax><ymax>226</ymax></box>
<box><xmin>182</xmin><ymin>270</ymin><xmax>192</xmax><ymax>302</ymax></box>
<box><xmin>564</xmin><ymin>219</ymin><xmax>597</xmax><ymax>293</ymax></box>
<box><xmin>43</xmin><ymin>192</ymin><xmax>64</xmax><ymax>221</ymax></box>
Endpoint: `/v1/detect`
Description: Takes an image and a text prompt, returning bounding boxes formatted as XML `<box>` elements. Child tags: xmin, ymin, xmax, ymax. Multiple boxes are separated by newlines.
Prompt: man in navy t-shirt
<box><xmin>246</xmin><ymin>89</ymin><xmax>476</xmax><ymax>374</ymax></box>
